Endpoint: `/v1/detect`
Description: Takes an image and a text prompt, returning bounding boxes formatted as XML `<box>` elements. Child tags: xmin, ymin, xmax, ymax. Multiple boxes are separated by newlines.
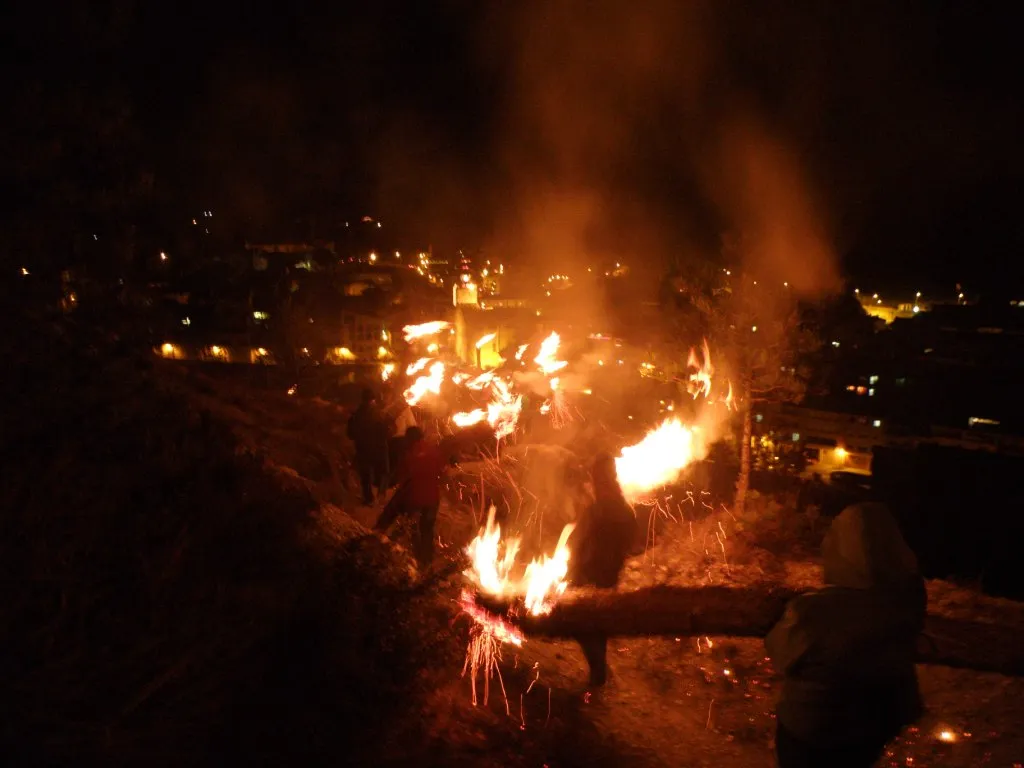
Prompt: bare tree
<box><xmin>668</xmin><ymin>238</ymin><xmax>820</xmax><ymax>516</ymax></box>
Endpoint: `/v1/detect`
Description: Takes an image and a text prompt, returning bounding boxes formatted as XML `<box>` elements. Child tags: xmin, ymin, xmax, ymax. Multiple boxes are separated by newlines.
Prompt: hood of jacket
<box><xmin>822</xmin><ymin>503</ymin><xmax>919</xmax><ymax>590</ymax></box>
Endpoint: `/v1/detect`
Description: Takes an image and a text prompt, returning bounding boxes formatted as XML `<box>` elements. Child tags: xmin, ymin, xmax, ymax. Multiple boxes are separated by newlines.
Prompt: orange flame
<box><xmin>403</xmin><ymin>320</ymin><xmax>450</xmax><ymax>342</ymax></box>
<box><xmin>615</xmin><ymin>418</ymin><xmax>698</xmax><ymax>501</ymax></box>
<box><xmin>452</xmin><ymin>409</ymin><xmax>487</xmax><ymax>428</ymax></box>
<box><xmin>486</xmin><ymin>378</ymin><xmax>523</xmax><ymax>440</ymax></box>
<box><xmin>465</xmin><ymin>506</ymin><xmax>575</xmax><ymax>616</ymax></box>
<box><xmin>514</xmin><ymin>344</ymin><xmax>529</xmax><ymax>361</ymax></box>
<box><xmin>406</xmin><ymin>357</ymin><xmax>432</xmax><ymax>376</ymax></box>
<box><xmin>475</xmin><ymin>332</ymin><xmax>497</xmax><ymax>349</ymax></box>
<box><xmin>404</xmin><ymin>361</ymin><xmax>445</xmax><ymax>405</ymax></box>
<box><xmin>723</xmin><ymin>379</ymin><xmax>734</xmax><ymax>410</ymax></box>
<box><xmin>687</xmin><ymin>339</ymin><xmax>713</xmax><ymax>399</ymax></box>
<box><xmin>522</xmin><ymin>522</ymin><xmax>575</xmax><ymax>615</ymax></box>
<box><xmin>534</xmin><ymin>332</ymin><xmax>568</xmax><ymax>375</ymax></box>
<box><xmin>465</xmin><ymin>371</ymin><xmax>495</xmax><ymax>391</ymax></box>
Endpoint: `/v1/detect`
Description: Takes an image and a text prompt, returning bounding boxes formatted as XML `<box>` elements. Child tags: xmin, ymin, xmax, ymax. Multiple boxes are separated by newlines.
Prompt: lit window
<box><xmin>755</xmin><ymin>414</ymin><xmax>763</xmax><ymax>423</ymax></box>
<box><xmin>792</xmin><ymin>433</ymin><xmax>800</xmax><ymax>442</ymax></box>
<box><xmin>869</xmin><ymin>375</ymin><xmax>879</xmax><ymax>385</ymax></box>
<box><xmin>872</xmin><ymin>420</ymin><xmax>882</xmax><ymax>428</ymax></box>
<box><xmin>868</xmin><ymin>388</ymin><xmax>875</xmax><ymax>396</ymax></box>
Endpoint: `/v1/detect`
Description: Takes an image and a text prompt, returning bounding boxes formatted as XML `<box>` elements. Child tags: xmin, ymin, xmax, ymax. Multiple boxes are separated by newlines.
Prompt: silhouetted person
<box><xmin>346</xmin><ymin>389</ymin><xmax>391</xmax><ymax>506</ymax></box>
<box><xmin>383</xmin><ymin>388</ymin><xmax>417</xmax><ymax>485</ymax></box>
<box><xmin>569</xmin><ymin>453</ymin><xmax>636</xmax><ymax>687</ymax></box>
<box><xmin>767</xmin><ymin>502</ymin><xmax>925</xmax><ymax>768</ymax></box>
<box><xmin>376</xmin><ymin>426</ymin><xmax>445</xmax><ymax>568</ymax></box>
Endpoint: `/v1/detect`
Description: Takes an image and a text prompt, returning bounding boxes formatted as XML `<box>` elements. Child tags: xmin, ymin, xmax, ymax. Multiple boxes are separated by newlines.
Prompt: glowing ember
<box><xmin>475</xmin><ymin>332</ymin><xmax>497</xmax><ymax>349</ymax></box>
<box><xmin>687</xmin><ymin>339</ymin><xmax>713</xmax><ymax>399</ymax></box>
<box><xmin>452</xmin><ymin>409</ymin><xmax>487</xmax><ymax>428</ymax></box>
<box><xmin>459</xmin><ymin>589</ymin><xmax>521</xmax><ymax>709</ymax></box>
<box><xmin>406</xmin><ymin>357</ymin><xmax>432</xmax><ymax>376</ymax></box>
<box><xmin>486</xmin><ymin>378</ymin><xmax>522</xmax><ymax>440</ymax></box>
<box><xmin>403</xmin><ymin>320</ymin><xmax>450</xmax><ymax>342</ymax></box>
<box><xmin>534</xmin><ymin>332</ymin><xmax>567</xmax><ymax>375</ymax></box>
<box><xmin>615</xmin><ymin>417</ymin><xmax>698</xmax><ymax>501</ymax></box>
<box><xmin>937</xmin><ymin>729</ymin><xmax>957</xmax><ymax>743</ymax></box>
<box><xmin>404</xmin><ymin>361</ymin><xmax>445</xmax><ymax>406</ymax></box>
<box><xmin>459</xmin><ymin>589</ymin><xmax>524</xmax><ymax>647</ymax></box>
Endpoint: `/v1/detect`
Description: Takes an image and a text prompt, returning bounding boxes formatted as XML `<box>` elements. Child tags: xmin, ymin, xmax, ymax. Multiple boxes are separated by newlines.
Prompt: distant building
<box><xmin>758</xmin><ymin>403</ymin><xmax>883</xmax><ymax>477</ymax></box>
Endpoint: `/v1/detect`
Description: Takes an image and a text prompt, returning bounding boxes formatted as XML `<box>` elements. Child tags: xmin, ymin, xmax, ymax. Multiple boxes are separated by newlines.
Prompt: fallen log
<box><xmin>477</xmin><ymin>585</ymin><xmax>1024</xmax><ymax>677</ymax></box>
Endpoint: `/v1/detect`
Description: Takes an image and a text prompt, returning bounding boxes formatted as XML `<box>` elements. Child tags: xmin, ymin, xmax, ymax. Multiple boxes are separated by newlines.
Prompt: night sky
<box><xmin>5</xmin><ymin>1</ymin><xmax>1022</xmax><ymax>295</ymax></box>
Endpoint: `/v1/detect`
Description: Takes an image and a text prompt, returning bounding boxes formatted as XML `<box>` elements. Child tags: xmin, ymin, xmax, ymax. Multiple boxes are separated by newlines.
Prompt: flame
<box><xmin>466</xmin><ymin>507</ymin><xmax>521</xmax><ymax>594</ymax></box>
<box><xmin>404</xmin><ymin>361</ymin><xmax>445</xmax><ymax>406</ymax></box>
<box><xmin>406</xmin><ymin>357</ymin><xmax>432</xmax><ymax>376</ymax></box>
<box><xmin>452</xmin><ymin>409</ymin><xmax>487</xmax><ymax>428</ymax></box>
<box><xmin>465</xmin><ymin>506</ymin><xmax>575</xmax><ymax>616</ymax></box>
<box><xmin>723</xmin><ymin>379</ymin><xmax>734</xmax><ymax>410</ymax></box>
<box><xmin>403</xmin><ymin>320</ymin><xmax>450</xmax><ymax>341</ymax></box>
<box><xmin>380</xmin><ymin>362</ymin><xmax>396</xmax><ymax>381</ymax></box>
<box><xmin>522</xmin><ymin>522</ymin><xmax>576</xmax><ymax>615</ymax></box>
<box><xmin>465</xmin><ymin>371</ymin><xmax>495</xmax><ymax>391</ymax></box>
<box><xmin>475</xmin><ymin>332</ymin><xmax>497</xmax><ymax>349</ymax></box>
<box><xmin>514</xmin><ymin>344</ymin><xmax>529</xmax><ymax>361</ymax></box>
<box><xmin>687</xmin><ymin>339</ymin><xmax>713</xmax><ymax>399</ymax></box>
<box><xmin>615</xmin><ymin>417</ymin><xmax>698</xmax><ymax>501</ymax></box>
<box><xmin>461</xmin><ymin>506</ymin><xmax>576</xmax><ymax>706</ymax></box>
<box><xmin>486</xmin><ymin>378</ymin><xmax>522</xmax><ymax>440</ymax></box>
<box><xmin>534</xmin><ymin>332</ymin><xmax>567</xmax><ymax>375</ymax></box>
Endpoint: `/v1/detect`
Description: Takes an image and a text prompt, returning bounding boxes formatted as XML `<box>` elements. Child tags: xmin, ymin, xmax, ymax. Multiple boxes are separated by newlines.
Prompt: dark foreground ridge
<box><xmin>0</xmin><ymin>306</ymin><xmax>461</xmax><ymax>766</ymax></box>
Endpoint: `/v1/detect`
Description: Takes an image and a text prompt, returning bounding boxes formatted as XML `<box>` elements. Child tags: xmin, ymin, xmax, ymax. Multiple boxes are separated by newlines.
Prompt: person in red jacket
<box><xmin>375</xmin><ymin>426</ymin><xmax>446</xmax><ymax>567</ymax></box>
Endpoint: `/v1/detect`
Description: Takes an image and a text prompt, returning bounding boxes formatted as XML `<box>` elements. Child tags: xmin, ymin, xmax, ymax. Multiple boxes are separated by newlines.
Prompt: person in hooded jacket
<box><xmin>569</xmin><ymin>453</ymin><xmax>636</xmax><ymax>687</ymax></box>
<box><xmin>766</xmin><ymin>502</ymin><xmax>926</xmax><ymax>768</ymax></box>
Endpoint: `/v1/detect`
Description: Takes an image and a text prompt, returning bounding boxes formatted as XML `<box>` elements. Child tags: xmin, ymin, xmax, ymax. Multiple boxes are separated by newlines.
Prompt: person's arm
<box><xmin>765</xmin><ymin>599</ymin><xmax>814</xmax><ymax>674</ymax></box>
